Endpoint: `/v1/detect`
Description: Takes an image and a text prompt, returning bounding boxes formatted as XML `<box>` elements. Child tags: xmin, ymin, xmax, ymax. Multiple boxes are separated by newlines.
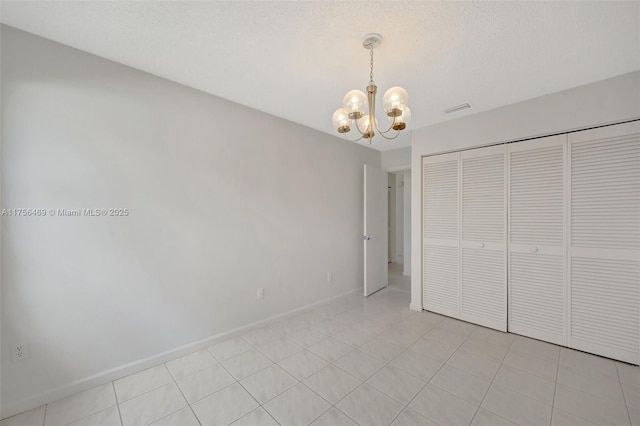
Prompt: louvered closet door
<box><xmin>568</xmin><ymin>121</ymin><xmax>640</xmax><ymax>365</ymax></box>
<box><xmin>460</xmin><ymin>145</ymin><xmax>507</xmax><ymax>331</ymax></box>
<box><xmin>423</xmin><ymin>152</ymin><xmax>460</xmax><ymax>318</ymax></box>
<box><xmin>508</xmin><ymin>135</ymin><xmax>567</xmax><ymax>345</ymax></box>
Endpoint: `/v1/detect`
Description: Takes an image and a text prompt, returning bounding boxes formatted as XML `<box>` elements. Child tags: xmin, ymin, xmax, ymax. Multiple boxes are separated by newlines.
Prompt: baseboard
<box><xmin>0</xmin><ymin>287</ymin><xmax>359</xmax><ymax>420</ymax></box>
<box><xmin>410</xmin><ymin>302</ymin><xmax>422</xmax><ymax>311</ymax></box>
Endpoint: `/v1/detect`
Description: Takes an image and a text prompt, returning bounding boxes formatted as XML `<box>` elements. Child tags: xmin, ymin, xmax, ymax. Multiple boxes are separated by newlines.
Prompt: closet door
<box><xmin>568</xmin><ymin>121</ymin><xmax>640</xmax><ymax>364</ymax></box>
<box><xmin>422</xmin><ymin>152</ymin><xmax>459</xmax><ymax>318</ymax></box>
<box><xmin>508</xmin><ymin>135</ymin><xmax>567</xmax><ymax>345</ymax></box>
<box><xmin>460</xmin><ymin>145</ymin><xmax>507</xmax><ymax>331</ymax></box>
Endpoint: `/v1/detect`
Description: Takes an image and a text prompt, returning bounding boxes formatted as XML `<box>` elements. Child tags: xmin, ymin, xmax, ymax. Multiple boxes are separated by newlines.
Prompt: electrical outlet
<box><xmin>326</xmin><ymin>272</ymin><xmax>332</xmax><ymax>282</ymax></box>
<box><xmin>257</xmin><ymin>288</ymin><xmax>264</xmax><ymax>300</ymax></box>
<box><xmin>12</xmin><ymin>343</ymin><xmax>29</xmax><ymax>362</ymax></box>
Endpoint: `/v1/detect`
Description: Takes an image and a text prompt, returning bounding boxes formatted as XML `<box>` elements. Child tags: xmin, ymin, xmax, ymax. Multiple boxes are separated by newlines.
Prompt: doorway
<box><xmin>387</xmin><ymin>170</ymin><xmax>411</xmax><ymax>291</ymax></box>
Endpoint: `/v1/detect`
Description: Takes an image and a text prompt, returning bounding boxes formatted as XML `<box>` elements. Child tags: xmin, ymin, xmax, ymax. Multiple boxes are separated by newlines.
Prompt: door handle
<box><xmin>363</xmin><ymin>235</ymin><xmax>372</xmax><ymax>240</ymax></box>
<box><xmin>530</xmin><ymin>246</ymin><xmax>539</xmax><ymax>252</ymax></box>
<box><xmin>478</xmin><ymin>242</ymin><xmax>485</xmax><ymax>248</ymax></box>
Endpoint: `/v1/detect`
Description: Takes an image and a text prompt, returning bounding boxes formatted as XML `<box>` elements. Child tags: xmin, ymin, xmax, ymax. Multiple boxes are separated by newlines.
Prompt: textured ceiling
<box><xmin>2</xmin><ymin>1</ymin><xmax>639</xmax><ymax>151</ymax></box>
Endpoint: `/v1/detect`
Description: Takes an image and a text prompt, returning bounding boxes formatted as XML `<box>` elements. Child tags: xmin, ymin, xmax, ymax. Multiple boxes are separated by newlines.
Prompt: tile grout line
<box><xmin>186</xmin><ymin>405</ymin><xmax>202</xmax><ymax>426</ymax></box>
<box><xmin>331</xmin><ymin>333</ymin><xmax>415</xmax><ymax>392</ymax></box>
<box><xmin>162</xmin><ymin>361</ymin><xmax>202</xmax><ymax>426</ymax></box>
<box><xmin>61</xmin><ymin>407</ymin><xmax>116</xmax><ymax>425</ymax></box>
<box><xmin>546</xmin><ymin>352</ymin><xmax>629</xmax><ymax>426</ymax></box>
<box><xmin>615</xmin><ymin>363</ymin><xmax>633</xmax><ymax>426</ymax></box>
<box><xmin>112</xmin><ymin>382</ymin><xmax>124</xmax><ymax>426</ymax></box>
<box><xmin>298</xmin><ymin>382</ymin><xmax>340</xmax><ymax>425</ymax></box>
<box><xmin>328</xmin><ymin>407</ymin><xmax>361</xmax><ymax>426</ymax></box>
<box><xmin>235</xmin><ymin>405</ymin><xmax>281</xmax><ymax>426</ymax></box>
<box><xmin>497</xmin><ymin>349</ymin><xmax>558</xmax><ymax>379</ymax></box>
<box><xmin>236</xmin><ymin>312</ymin><xmax>362</xmax><ymax>424</ymax></box>
<box><xmin>467</xmin><ymin>332</ymin><xmax>517</xmax><ymax>425</ymax></box>
<box><xmin>56</xmin><ymin>385</ymin><xmax>122</xmax><ymax>426</ymax></box>
<box><xmin>221</xmin><ymin>300</ymin><xmax>443</xmax><ymax>425</ymax></box>
<box><xmin>333</xmin><ymin>315</ymin><xmax>456</xmax><ymax>425</ymax></box>
<box><xmin>42</xmin><ymin>404</ymin><xmax>48</xmax><ymax>426</ymax></box>
<box><xmin>209</xmin><ymin>344</ymin><xmax>294</xmax><ymax>425</ymax></box>
<box><xmin>396</xmin><ymin>322</ymin><xmax>482</xmax><ymax>425</ymax></box>
<box><xmin>254</xmin><ymin>306</ymin><xmax>375</xmax><ymax>425</ymax></box>
<box><xmin>182</xmin><ymin>380</ymin><xmax>237</xmax><ymax>407</ymax></box>
<box><xmin>114</xmin><ymin>362</ymin><xmax>201</xmax><ymax>410</ymax></box>
<box><xmin>265</xmin><ymin>302</ymin><xmax>424</xmax><ymax>424</ymax></box>
<box><xmin>324</xmin><ymin>313</ymin><xmax>424</xmax><ymax>424</ymax></box>
<box><xmin>505</xmin><ymin>345</ymin><xmax>626</xmax><ymax>423</ymax></box>
<box><xmin>281</xmin><ymin>338</ymin><xmax>363</xmax><ymax>425</ymax></box>
<box><xmin>549</xmin><ymin>345</ymin><xmax>561</xmax><ymax>426</ymax></box>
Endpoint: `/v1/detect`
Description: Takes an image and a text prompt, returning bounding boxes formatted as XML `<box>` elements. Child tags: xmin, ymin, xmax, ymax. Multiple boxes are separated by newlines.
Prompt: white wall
<box><xmin>0</xmin><ymin>26</ymin><xmax>380</xmax><ymax>416</ymax></box>
<box><xmin>410</xmin><ymin>71</ymin><xmax>640</xmax><ymax>311</ymax></box>
<box><xmin>402</xmin><ymin>171</ymin><xmax>411</xmax><ymax>276</ymax></box>
<box><xmin>381</xmin><ymin>147</ymin><xmax>411</xmax><ymax>171</ymax></box>
<box><xmin>387</xmin><ymin>173</ymin><xmax>396</xmax><ymax>263</ymax></box>
<box><xmin>394</xmin><ymin>174</ymin><xmax>404</xmax><ymax>264</ymax></box>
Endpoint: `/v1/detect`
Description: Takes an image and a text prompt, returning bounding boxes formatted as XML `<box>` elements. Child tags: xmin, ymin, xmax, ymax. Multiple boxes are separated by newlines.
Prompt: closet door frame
<box><xmin>507</xmin><ymin>135</ymin><xmax>568</xmax><ymax>346</ymax></box>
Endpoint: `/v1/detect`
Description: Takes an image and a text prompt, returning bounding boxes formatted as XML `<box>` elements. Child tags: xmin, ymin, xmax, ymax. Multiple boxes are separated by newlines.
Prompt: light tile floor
<box><xmin>388</xmin><ymin>263</ymin><xmax>410</xmax><ymax>292</ymax></box>
<box><xmin>2</xmin><ymin>287</ymin><xmax>638</xmax><ymax>426</ymax></box>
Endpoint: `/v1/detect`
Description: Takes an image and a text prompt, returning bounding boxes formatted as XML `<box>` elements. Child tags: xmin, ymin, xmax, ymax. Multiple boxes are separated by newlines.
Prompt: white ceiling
<box><xmin>2</xmin><ymin>1</ymin><xmax>639</xmax><ymax>151</ymax></box>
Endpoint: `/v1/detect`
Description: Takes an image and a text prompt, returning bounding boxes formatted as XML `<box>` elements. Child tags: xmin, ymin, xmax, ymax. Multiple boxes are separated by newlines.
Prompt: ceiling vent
<box><xmin>444</xmin><ymin>103</ymin><xmax>471</xmax><ymax>114</ymax></box>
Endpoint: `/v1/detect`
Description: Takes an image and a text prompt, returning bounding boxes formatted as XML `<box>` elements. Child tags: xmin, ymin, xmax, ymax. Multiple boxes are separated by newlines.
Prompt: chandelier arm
<box><xmin>374</xmin><ymin>114</ymin><xmax>397</xmax><ymax>134</ymax></box>
<box><xmin>338</xmin><ymin>119</ymin><xmax>369</xmax><ymax>143</ymax></box>
<box><xmin>353</xmin><ymin>117</ymin><xmax>368</xmax><ymax>135</ymax></box>
<box><xmin>376</xmin><ymin>129</ymin><xmax>402</xmax><ymax>141</ymax></box>
<box><xmin>342</xmin><ymin>132</ymin><xmax>367</xmax><ymax>142</ymax></box>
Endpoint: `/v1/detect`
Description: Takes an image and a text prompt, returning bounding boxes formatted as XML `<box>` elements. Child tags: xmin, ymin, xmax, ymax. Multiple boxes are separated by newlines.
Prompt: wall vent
<box><xmin>444</xmin><ymin>103</ymin><xmax>471</xmax><ymax>114</ymax></box>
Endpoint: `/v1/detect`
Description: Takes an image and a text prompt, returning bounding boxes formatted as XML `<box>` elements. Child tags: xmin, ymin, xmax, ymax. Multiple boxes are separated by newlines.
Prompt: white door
<box><xmin>568</xmin><ymin>121</ymin><xmax>640</xmax><ymax>364</ymax></box>
<box><xmin>508</xmin><ymin>135</ymin><xmax>567</xmax><ymax>345</ymax></box>
<box><xmin>460</xmin><ymin>145</ymin><xmax>507</xmax><ymax>331</ymax></box>
<box><xmin>364</xmin><ymin>164</ymin><xmax>388</xmax><ymax>296</ymax></box>
<box><xmin>422</xmin><ymin>152</ymin><xmax>460</xmax><ymax>318</ymax></box>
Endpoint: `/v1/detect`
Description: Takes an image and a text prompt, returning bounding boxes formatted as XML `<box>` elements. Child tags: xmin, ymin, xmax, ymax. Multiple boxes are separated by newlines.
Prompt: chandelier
<box><xmin>332</xmin><ymin>33</ymin><xmax>411</xmax><ymax>143</ymax></box>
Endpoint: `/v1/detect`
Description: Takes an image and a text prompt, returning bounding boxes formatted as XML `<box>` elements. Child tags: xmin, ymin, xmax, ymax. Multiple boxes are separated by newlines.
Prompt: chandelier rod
<box><xmin>364</xmin><ymin>44</ymin><xmax>399</xmax><ymax>139</ymax></box>
<box><xmin>369</xmin><ymin>48</ymin><xmax>375</xmax><ymax>86</ymax></box>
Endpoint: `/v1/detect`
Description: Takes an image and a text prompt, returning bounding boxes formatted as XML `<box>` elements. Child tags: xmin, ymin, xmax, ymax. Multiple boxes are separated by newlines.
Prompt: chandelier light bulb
<box><xmin>342</xmin><ymin>90</ymin><xmax>367</xmax><ymax>120</ymax></box>
<box><xmin>332</xmin><ymin>108</ymin><xmax>351</xmax><ymax>133</ymax></box>
<box><xmin>391</xmin><ymin>106</ymin><xmax>411</xmax><ymax>131</ymax></box>
<box><xmin>383</xmin><ymin>86</ymin><xmax>409</xmax><ymax>117</ymax></box>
